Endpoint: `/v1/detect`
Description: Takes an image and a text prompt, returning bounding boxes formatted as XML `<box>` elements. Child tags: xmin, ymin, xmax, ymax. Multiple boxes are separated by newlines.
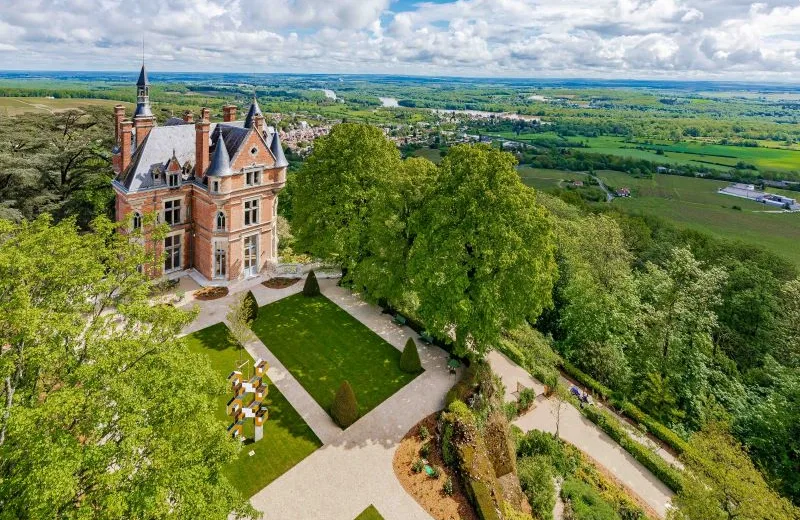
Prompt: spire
<box><xmin>136</xmin><ymin>64</ymin><xmax>149</xmax><ymax>87</ymax></box>
<box><xmin>206</xmin><ymin>133</ymin><xmax>232</xmax><ymax>177</ymax></box>
<box><xmin>244</xmin><ymin>96</ymin><xmax>263</xmax><ymax>129</ymax></box>
<box><xmin>134</xmin><ymin>63</ymin><xmax>152</xmax><ymax>118</ymax></box>
<box><xmin>269</xmin><ymin>132</ymin><xmax>288</xmax><ymax>168</ymax></box>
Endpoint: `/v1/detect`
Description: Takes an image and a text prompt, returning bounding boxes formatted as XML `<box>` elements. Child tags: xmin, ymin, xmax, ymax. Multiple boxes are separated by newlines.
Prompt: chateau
<box><xmin>112</xmin><ymin>65</ymin><xmax>287</xmax><ymax>283</ymax></box>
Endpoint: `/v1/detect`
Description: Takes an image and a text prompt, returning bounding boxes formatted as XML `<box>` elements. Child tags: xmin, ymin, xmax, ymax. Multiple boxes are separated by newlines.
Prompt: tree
<box><xmin>352</xmin><ymin>156</ymin><xmax>438</xmax><ymax>308</ymax></box>
<box><xmin>242</xmin><ymin>290</ymin><xmax>259</xmax><ymax>324</ymax></box>
<box><xmin>0</xmin><ymin>215</ymin><xmax>255</xmax><ymax>519</ymax></box>
<box><xmin>669</xmin><ymin>423</ymin><xmax>798</xmax><ymax>520</ymax></box>
<box><xmin>291</xmin><ymin>123</ymin><xmax>402</xmax><ymax>275</ymax></box>
<box><xmin>399</xmin><ymin>338</ymin><xmax>423</xmax><ymax>373</ymax></box>
<box><xmin>775</xmin><ymin>279</ymin><xmax>800</xmax><ymax>368</ymax></box>
<box><xmin>303</xmin><ymin>269</ymin><xmax>320</xmax><ymax>296</ymax></box>
<box><xmin>407</xmin><ymin>144</ymin><xmax>557</xmax><ymax>359</ymax></box>
<box><xmin>331</xmin><ymin>380</ymin><xmax>359</xmax><ymax>428</ymax></box>
<box><xmin>227</xmin><ymin>292</ymin><xmax>258</xmax><ymax>367</ymax></box>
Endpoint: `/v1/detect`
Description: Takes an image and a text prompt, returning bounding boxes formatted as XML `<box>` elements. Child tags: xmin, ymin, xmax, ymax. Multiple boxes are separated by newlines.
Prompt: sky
<box><xmin>1</xmin><ymin>0</ymin><xmax>800</xmax><ymax>80</ymax></box>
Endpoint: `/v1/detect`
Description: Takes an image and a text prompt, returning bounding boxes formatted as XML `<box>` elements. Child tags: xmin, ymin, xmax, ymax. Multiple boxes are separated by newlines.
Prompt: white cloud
<box><xmin>0</xmin><ymin>0</ymin><xmax>797</xmax><ymax>79</ymax></box>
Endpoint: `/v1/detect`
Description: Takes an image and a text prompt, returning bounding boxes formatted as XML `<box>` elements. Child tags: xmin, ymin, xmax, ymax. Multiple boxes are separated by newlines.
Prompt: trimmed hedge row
<box><xmin>560</xmin><ymin>360</ymin><xmax>688</xmax><ymax>455</ymax></box>
<box><xmin>581</xmin><ymin>405</ymin><xmax>684</xmax><ymax>493</ymax></box>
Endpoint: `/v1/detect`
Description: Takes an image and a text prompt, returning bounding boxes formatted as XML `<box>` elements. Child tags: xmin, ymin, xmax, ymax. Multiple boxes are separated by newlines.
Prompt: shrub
<box><xmin>560</xmin><ymin>360</ymin><xmax>613</xmax><ymax>401</ymax></box>
<box><xmin>400</xmin><ymin>337</ymin><xmax>423</xmax><ymax>373</ymax></box>
<box><xmin>445</xmin><ymin>362</ymin><xmax>480</xmax><ymax>405</ymax></box>
<box><xmin>612</xmin><ymin>399</ymin><xmax>688</xmax><ymax>454</ymax></box>
<box><xmin>429</xmin><ymin>465</ymin><xmax>441</xmax><ymax>479</ymax></box>
<box><xmin>504</xmin><ymin>401</ymin><xmax>519</xmax><ymax>421</ymax></box>
<box><xmin>581</xmin><ymin>406</ymin><xmax>683</xmax><ymax>492</ymax></box>
<box><xmin>420</xmin><ymin>442</ymin><xmax>431</xmax><ymax>458</ymax></box>
<box><xmin>331</xmin><ymin>380</ymin><xmax>359</xmax><ymax>428</ymax></box>
<box><xmin>242</xmin><ymin>290</ymin><xmax>258</xmax><ymax>323</ymax></box>
<box><xmin>518</xmin><ymin>456</ymin><xmax>555</xmax><ymax>520</ymax></box>
<box><xmin>303</xmin><ymin>270</ymin><xmax>320</xmax><ymax>296</ymax></box>
<box><xmin>418</xmin><ymin>424</ymin><xmax>429</xmax><ymax>441</ymax></box>
<box><xmin>516</xmin><ymin>430</ymin><xmax>579</xmax><ymax>478</ymax></box>
<box><xmin>443</xmin><ymin>476</ymin><xmax>454</xmax><ymax>496</ymax></box>
<box><xmin>561</xmin><ymin>478</ymin><xmax>619</xmax><ymax>520</ymax></box>
<box><xmin>517</xmin><ymin>387</ymin><xmax>537</xmax><ymax>413</ymax></box>
<box><xmin>412</xmin><ymin>458</ymin><xmax>424</xmax><ymax>473</ymax></box>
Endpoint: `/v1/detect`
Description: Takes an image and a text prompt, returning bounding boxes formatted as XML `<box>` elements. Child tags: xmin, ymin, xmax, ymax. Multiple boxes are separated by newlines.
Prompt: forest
<box><xmin>286</xmin><ymin>123</ymin><xmax>800</xmax><ymax>517</ymax></box>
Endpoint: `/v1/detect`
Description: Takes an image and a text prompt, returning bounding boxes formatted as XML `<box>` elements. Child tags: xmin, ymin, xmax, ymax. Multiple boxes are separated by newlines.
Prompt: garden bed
<box><xmin>393</xmin><ymin>414</ymin><xmax>479</xmax><ymax>520</ymax></box>
<box><xmin>193</xmin><ymin>286</ymin><xmax>229</xmax><ymax>301</ymax></box>
<box><xmin>262</xmin><ymin>277</ymin><xmax>301</xmax><ymax>289</ymax></box>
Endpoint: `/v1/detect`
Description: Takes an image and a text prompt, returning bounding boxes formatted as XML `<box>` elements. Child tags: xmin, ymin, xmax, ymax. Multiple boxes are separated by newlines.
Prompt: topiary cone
<box><xmin>303</xmin><ymin>270</ymin><xmax>320</xmax><ymax>296</ymax></box>
<box><xmin>243</xmin><ymin>290</ymin><xmax>258</xmax><ymax>323</ymax></box>
<box><xmin>331</xmin><ymin>380</ymin><xmax>359</xmax><ymax>428</ymax></box>
<box><xmin>400</xmin><ymin>337</ymin><xmax>423</xmax><ymax>373</ymax></box>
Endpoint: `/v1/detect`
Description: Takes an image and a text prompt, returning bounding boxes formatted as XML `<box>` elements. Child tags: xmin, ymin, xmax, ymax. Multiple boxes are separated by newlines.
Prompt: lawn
<box><xmin>518</xmin><ymin>166</ymin><xmax>587</xmax><ymax>191</ymax></box>
<box><xmin>411</xmin><ymin>147</ymin><xmax>443</xmax><ymax>164</ymax></box>
<box><xmin>354</xmin><ymin>505</ymin><xmax>385</xmax><ymax>520</ymax></box>
<box><xmin>250</xmin><ymin>293</ymin><xmax>419</xmax><ymax>422</ymax></box>
<box><xmin>185</xmin><ymin>323</ymin><xmax>322</xmax><ymax>498</ymax></box>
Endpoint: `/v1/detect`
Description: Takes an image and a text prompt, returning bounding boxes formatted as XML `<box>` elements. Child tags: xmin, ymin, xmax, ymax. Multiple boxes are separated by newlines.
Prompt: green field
<box><xmin>517</xmin><ymin>166</ymin><xmax>587</xmax><ymax>191</ymax></box>
<box><xmin>0</xmin><ymin>96</ymin><xmax>133</xmax><ymax>115</ymax></box>
<box><xmin>411</xmin><ymin>147</ymin><xmax>443</xmax><ymax>164</ymax></box>
<box><xmin>185</xmin><ymin>323</ymin><xmax>322</xmax><ymax>498</ymax></box>
<box><xmin>597</xmin><ymin>171</ymin><xmax>800</xmax><ymax>265</ymax></box>
<box><xmin>250</xmin><ymin>293</ymin><xmax>418</xmax><ymax>422</ymax></box>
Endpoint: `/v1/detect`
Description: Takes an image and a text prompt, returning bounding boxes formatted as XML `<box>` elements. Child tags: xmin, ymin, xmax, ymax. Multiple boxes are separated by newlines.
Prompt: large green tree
<box><xmin>407</xmin><ymin>144</ymin><xmax>557</xmax><ymax>358</ymax></box>
<box><xmin>291</xmin><ymin>123</ymin><xmax>402</xmax><ymax>275</ymax></box>
<box><xmin>0</xmin><ymin>215</ymin><xmax>254</xmax><ymax>519</ymax></box>
<box><xmin>669</xmin><ymin>423</ymin><xmax>798</xmax><ymax>520</ymax></box>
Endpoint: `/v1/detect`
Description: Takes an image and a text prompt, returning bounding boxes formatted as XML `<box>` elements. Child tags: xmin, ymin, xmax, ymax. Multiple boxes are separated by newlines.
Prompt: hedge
<box><xmin>561</xmin><ymin>478</ymin><xmax>619</xmax><ymax>520</ymax></box>
<box><xmin>581</xmin><ymin>405</ymin><xmax>683</xmax><ymax>493</ymax></box>
<box><xmin>399</xmin><ymin>338</ymin><xmax>423</xmax><ymax>373</ymax></box>
<box><xmin>331</xmin><ymin>380</ymin><xmax>359</xmax><ymax>428</ymax></box>
<box><xmin>242</xmin><ymin>290</ymin><xmax>259</xmax><ymax>323</ymax></box>
<box><xmin>560</xmin><ymin>360</ymin><xmax>688</xmax><ymax>455</ymax></box>
<box><xmin>303</xmin><ymin>270</ymin><xmax>320</xmax><ymax>296</ymax></box>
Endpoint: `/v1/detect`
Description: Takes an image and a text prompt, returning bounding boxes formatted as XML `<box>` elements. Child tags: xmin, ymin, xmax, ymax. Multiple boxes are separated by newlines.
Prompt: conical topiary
<box><xmin>400</xmin><ymin>337</ymin><xmax>423</xmax><ymax>373</ymax></box>
<box><xmin>331</xmin><ymin>380</ymin><xmax>359</xmax><ymax>428</ymax></box>
<box><xmin>303</xmin><ymin>270</ymin><xmax>320</xmax><ymax>297</ymax></box>
<box><xmin>242</xmin><ymin>290</ymin><xmax>258</xmax><ymax>323</ymax></box>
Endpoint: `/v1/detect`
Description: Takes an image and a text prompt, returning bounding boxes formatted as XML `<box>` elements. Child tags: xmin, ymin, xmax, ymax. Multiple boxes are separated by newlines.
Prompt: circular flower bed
<box><xmin>262</xmin><ymin>277</ymin><xmax>301</xmax><ymax>289</ymax></box>
<box><xmin>193</xmin><ymin>286</ymin><xmax>229</xmax><ymax>301</ymax></box>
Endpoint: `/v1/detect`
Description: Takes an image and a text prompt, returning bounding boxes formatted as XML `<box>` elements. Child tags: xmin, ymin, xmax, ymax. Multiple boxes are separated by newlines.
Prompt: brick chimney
<box><xmin>113</xmin><ymin>105</ymin><xmax>125</xmax><ymax>143</ymax></box>
<box><xmin>120</xmin><ymin>120</ymin><xmax>133</xmax><ymax>172</ymax></box>
<box><xmin>195</xmin><ymin>109</ymin><xmax>210</xmax><ymax>178</ymax></box>
<box><xmin>201</xmin><ymin>107</ymin><xmax>210</xmax><ymax>121</ymax></box>
<box><xmin>254</xmin><ymin>112</ymin><xmax>265</xmax><ymax>133</ymax></box>
<box><xmin>223</xmin><ymin>105</ymin><xmax>237</xmax><ymax>122</ymax></box>
<box><xmin>183</xmin><ymin>110</ymin><xmax>194</xmax><ymax>123</ymax></box>
<box><xmin>134</xmin><ymin>116</ymin><xmax>154</xmax><ymax>149</ymax></box>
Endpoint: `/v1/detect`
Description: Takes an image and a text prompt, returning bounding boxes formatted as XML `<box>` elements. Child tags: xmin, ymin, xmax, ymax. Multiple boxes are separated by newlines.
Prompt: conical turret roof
<box><xmin>244</xmin><ymin>97</ymin><xmax>263</xmax><ymax>129</ymax></box>
<box><xmin>136</xmin><ymin>64</ymin><xmax>149</xmax><ymax>87</ymax></box>
<box><xmin>206</xmin><ymin>133</ymin><xmax>233</xmax><ymax>177</ymax></box>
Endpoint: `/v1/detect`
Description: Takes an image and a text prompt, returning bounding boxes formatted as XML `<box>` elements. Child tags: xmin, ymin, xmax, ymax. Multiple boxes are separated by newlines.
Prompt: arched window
<box><xmin>216</xmin><ymin>211</ymin><xmax>226</xmax><ymax>231</ymax></box>
<box><xmin>132</xmin><ymin>212</ymin><xmax>142</xmax><ymax>231</ymax></box>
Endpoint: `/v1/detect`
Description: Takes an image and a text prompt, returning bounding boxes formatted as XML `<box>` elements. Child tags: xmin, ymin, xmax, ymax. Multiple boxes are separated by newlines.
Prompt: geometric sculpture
<box><xmin>226</xmin><ymin>358</ymin><xmax>270</xmax><ymax>442</ymax></box>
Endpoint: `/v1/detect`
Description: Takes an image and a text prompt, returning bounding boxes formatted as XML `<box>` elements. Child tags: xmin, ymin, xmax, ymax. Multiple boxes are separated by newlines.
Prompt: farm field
<box><xmin>517</xmin><ymin>166</ymin><xmax>587</xmax><ymax>191</ymax></box>
<box><xmin>411</xmin><ymin>147</ymin><xmax>443</xmax><ymax>163</ymax></box>
<box><xmin>597</xmin><ymin>171</ymin><xmax>800</xmax><ymax>265</ymax></box>
<box><xmin>0</xmin><ymin>96</ymin><xmax>132</xmax><ymax>115</ymax></box>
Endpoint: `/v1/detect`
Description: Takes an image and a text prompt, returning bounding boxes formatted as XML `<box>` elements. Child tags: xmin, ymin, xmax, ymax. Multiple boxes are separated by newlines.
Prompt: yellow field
<box><xmin>0</xmin><ymin>97</ymin><xmax>132</xmax><ymax>115</ymax></box>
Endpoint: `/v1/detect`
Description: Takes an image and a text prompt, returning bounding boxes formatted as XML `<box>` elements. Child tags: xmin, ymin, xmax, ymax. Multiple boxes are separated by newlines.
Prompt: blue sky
<box><xmin>0</xmin><ymin>0</ymin><xmax>799</xmax><ymax>80</ymax></box>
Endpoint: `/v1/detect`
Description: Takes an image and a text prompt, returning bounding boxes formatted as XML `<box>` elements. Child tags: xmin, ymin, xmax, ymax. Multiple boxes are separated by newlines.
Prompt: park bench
<box><xmin>393</xmin><ymin>314</ymin><xmax>407</xmax><ymax>326</ymax></box>
<box><xmin>419</xmin><ymin>331</ymin><xmax>434</xmax><ymax>344</ymax></box>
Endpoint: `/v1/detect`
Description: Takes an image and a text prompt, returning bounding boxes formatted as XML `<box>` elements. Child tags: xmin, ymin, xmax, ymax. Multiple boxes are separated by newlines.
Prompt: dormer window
<box><xmin>216</xmin><ymin>211</ymin><xmax>226</xmax><ymax>231</ymax></box>
<box><xmin>167</xmin><ymin>172</ymin><xmax>180</xmax><ymax>188</ymax></box>
<box><xmin>246</xmin><ymin>170</ymin><xmax>261</xmax><ymax>186</ymax></box>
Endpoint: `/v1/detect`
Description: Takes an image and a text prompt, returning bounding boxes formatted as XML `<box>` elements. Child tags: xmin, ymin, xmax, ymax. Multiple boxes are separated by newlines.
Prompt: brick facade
<box><xmin>111</xmin><ymin>65</ymin><xmax>287</xmax><ymax>284</ymax></box>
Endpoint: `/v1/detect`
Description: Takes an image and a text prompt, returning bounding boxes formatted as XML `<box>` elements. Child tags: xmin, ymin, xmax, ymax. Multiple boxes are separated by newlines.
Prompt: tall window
<box><xmin>245</xmin><ymin>170</ymin><xmax>261</xmax><ymax>186</ymax></box>
<box><xmin>244</xmin><ymin>199</ymin><xmax>259</xmax><ymax>226</ymax></box>
<box><xmin>132</xmin><ymin>212</ymin><xmax>142</xmax><ymax>231</ymax></box>
<box><xmin>164</xmin><ymin>235</ymin><xmax>181</xmax><ymax>272</ymax></box>
<box><xmin>216</xmin><ymin>211</ymin><xmax>226</xmax><ymax>231</ymax></box>
<box><xmin>164</xmin><ymin>200</ymin><xmax>181</xmax><ymax>225</ymax></box>
<box><xmin>167</xmin><ymin>171</ymin><xmax>180</xmax><ymax>188</ymax></box>
<box><xmin>211</xmin><ymin>180</ymin><xmax>220</xmax><ymax>193</ymax></box>
<box><xmin>214</xmin><ymin>246</ymin><xmax>227</xmax><ymax>278</ymax></box>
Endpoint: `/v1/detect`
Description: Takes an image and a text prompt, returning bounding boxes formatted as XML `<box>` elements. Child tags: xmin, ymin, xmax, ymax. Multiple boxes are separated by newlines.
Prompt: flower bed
<box><xmin>193</xmin><ymin>286</ymin><xmax>229</xmax><ymax>301</ymax></box>
<box><xmin>262</xmin><ymin>277</ymin><xmax>301</xmax><ymax>289</ymax></box>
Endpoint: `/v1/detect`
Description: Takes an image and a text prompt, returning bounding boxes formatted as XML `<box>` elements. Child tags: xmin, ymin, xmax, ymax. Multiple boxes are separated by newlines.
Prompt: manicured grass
<box><xmin>185</xmin><ymin>323</ymin><xmax>322</xmax><ymax>498</ymax></box>
<box><xmin>250</xmin><ymin>293</ymin><xmax>419</xmax><ymax>422</ymax></box>
<box><xmin>354</xmin><ymin>505</ymin><xmax>385</xmax><ymax>520</ymax></box>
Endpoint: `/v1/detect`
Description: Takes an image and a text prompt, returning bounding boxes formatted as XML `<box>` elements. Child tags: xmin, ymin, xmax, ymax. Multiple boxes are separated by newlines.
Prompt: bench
<box><xmin>393</xmin><ymin>314</ymin><xmax>407</xmax><ymax>326</ymax></box>
<box><xmin>419</xmin><ymin>331</ymin><xmax>434</xmax><ymax>344</ymax></box>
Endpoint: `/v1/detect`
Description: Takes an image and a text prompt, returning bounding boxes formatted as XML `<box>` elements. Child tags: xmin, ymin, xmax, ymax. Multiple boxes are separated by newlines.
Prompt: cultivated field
<box><xmin>0</xmin><ymin>96</ymin><xmax>132</xmax><ymax>115</ymax></box>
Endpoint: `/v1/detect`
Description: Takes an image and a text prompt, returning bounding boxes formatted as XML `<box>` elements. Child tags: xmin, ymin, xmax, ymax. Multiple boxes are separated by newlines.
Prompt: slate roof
<box><xmin>206</xmin><ymin>132</ymin><xmax>233</xmax><ymax>177</ymax></box>
<box><xmin>243</xmin><ymin>99</ymin><xmax>263</xmax><ymax>129</ymax></box>
<box><xmin>136</xmin><ymin>65</ymin><xmax>149</xmax><ymax>87</ymax></box>
<box><xmin>268</xmin><ymin>131</ymin><xmax>289</xmax><ymax>168</ymax></box>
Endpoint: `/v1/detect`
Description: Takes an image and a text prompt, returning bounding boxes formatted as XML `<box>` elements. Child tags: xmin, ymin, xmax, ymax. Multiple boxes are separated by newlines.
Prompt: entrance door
<box><xmin>243</xmin><ymin>235</ymin><xmax>258</xmax><ymax>278</ymax></box>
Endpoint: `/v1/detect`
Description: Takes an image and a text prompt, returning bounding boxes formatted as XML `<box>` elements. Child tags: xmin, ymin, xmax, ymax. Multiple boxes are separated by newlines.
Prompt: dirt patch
<box><xmin>262</xmin><ymin>277</ymin><xmax>301</xmax><ymax>289</ymax></box>
<box><xmin>393</xmin><ymin>414</ymin><xmax>479</xmax><ymax>520</ymax></box>
<box><xmin>193</xmin><ymin>286</ymin><xmax>229</xmax><ymax>301</ymax></box>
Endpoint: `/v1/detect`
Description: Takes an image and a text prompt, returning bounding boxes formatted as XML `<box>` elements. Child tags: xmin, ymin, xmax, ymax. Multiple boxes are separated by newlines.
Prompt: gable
<box><xmin>230</xmin><ymin>130</ymin><xmax>276</xmax><ymax>171</ymax></box>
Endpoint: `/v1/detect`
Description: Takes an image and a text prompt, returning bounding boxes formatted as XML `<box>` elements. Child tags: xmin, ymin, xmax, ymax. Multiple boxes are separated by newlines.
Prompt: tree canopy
<box><xmin>0</xmin><ymin>215</ymin><xmax>255</xmax><ymax>519</ymax></box>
